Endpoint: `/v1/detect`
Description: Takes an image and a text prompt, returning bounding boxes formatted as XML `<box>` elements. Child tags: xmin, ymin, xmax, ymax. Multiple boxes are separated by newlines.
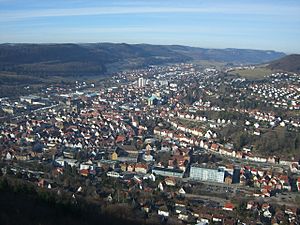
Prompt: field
<box><xmin>193</xmin><ymin>60</ymin><xmax>227</xmax><ymax>70</ymax></box>
<box><xmin>229</xmin><ymin>67</ymin><xmax>274</xmax><ymax>80</ymax></box>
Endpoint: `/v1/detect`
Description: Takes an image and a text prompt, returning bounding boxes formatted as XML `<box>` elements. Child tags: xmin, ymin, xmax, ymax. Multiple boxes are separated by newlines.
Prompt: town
<box><xmin>0</xmin><ymin>63</ymin><xmax>300</xmax><ymax>224</ymax></box>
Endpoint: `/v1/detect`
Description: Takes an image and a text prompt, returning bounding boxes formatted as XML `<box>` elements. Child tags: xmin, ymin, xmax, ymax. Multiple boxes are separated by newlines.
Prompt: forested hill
<box><xmin>0</xmin><ymin>177</ymin><xmax>156</xmax><ymax>225</ymax></box>
<box><xmin>0</xmin><ymin>43</ymin><xmax>285</xmax><ymax>76</ymax></box>
<box><xmin>267</xmin><ymin>54</ymin><xmax>300</xmax><ymax>73</ymax></box>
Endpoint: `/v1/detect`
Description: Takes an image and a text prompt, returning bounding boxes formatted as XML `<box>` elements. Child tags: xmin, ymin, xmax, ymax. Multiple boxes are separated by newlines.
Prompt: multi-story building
<box><xmin>232</xmin><ymin>166</ymin><xmax>241</xmax><ymax>184</ymax></box>
<box><xmin>189</xmin><ymin>164</ymin><xmax>225</xmax><ymax>183</ymax></box>
<box><xmin>152</xmin><ymin>167</ymin><xmax>184</xmax><ymax>178</ymax></box>
<box><xmin>137</xmin><ymin>77</ymin><xmax>146</xmax><ymax>88</ymax></box>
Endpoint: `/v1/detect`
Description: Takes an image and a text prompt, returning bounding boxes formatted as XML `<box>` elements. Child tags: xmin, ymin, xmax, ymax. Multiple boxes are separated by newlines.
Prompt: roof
<box><xmin>116</xmin><ymin>135</ymin><xmax>126</xmax><ymax>143</ymax></box>
<box><xmin>223</xmin><ymin>202</ymin><xmax>235</xmax><ymax>210</ymax></box>
<box><xmin>135</xmin><ymin>163</ymin><xmax>148</xmax><ymax>169</ymax></box>
<box><xmin>80</xmin><ymin>169</ymin><xmax>89</xmax><ymax>176</ymax></box>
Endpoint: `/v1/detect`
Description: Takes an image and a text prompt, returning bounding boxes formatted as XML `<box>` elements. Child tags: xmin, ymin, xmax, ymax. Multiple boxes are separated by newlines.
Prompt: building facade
<box><xmin>190</xmin><ymin>164</ymin><xmax>225</xmax><ymax>183</ymax></box>
<box><xmin>138</xmin><ymin>77</ymin><xmax>146</xmax><ymax>88</ymax></box>
<box><xmin>152</xmin><ymin>167</ymin><xmax>184</xmax><ymax>178</ymax></box>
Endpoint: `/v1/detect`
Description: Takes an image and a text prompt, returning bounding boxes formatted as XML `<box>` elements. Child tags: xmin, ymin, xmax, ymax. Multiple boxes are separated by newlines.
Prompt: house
<box><xmin>135</xmin><ymin>163</ymin><xmax>148</xmax><ymax>174</ymax></box>
<box><xmin>120</xmin><ymin>163</ymin><xmax>127</xmax><ymax>171</ymax></box>
<box><xmin>15</xmin><ymin>153</ymin><xmax>29</xmax><ymax>161</ymax></box>
<box><xmin>235</xmin><ymin>151</ymin><xmax>243</xmax><ymax>159</ymax></box>
<box><xmin>178</xmin><ymin>211</ymin><xmax>189</xmax><ymax>221</ymax></box>
<box><xmin>55</xmin><ymin>157</ymin><xmax>78</xmax><ymax>167</ymax></box>
<box><xmin>97</xmin><ymin>159</ymin><xmax>117</xmax><ymax>170</ymax></box>
<box><xmin>282</xmin><ymin>182</ymin><xmax>291</xmax><ymax>191</ymax></box>
<box><xmin>253</xmin><ymin>130</ymin><xmax>261</xmax><ymax>136</ymax></box>
<box><xmin>111</xmin><ymin>152</ymin><xmax>118</xmax><ymax>160</ymax></box>
<box><xmin>196</xmin><ymin>222</ymin><xmax>208</xmax><ymax>225</ymax></box>
<box><xmin>210</xmin><ymin>143</ymin><xmax>219</xmax><ymax>151</ymax></box>
<box><xmin>165</xmin><ymin>177</ymin><xmax>176</xmax><ymax>186</ymax></box>
<box><xmin>285</xmin><ymin>207</ymin><xmax>297</xmax><ymax>220</ymax></box>
<box><xmin>290</xmin><ymin>163</ymin><xmax>299</xmax><ymax>173</ymax></box>
<box><xmin>246</xmin><ymin>201</ymin><xmax>255</xmax><ymax>210</ymax></box>
<box><xmin>198</xmin><ymin>214</ymin><xmax>212</xmax><ymax>224</ymax></box>
<box><xmin>175</xmin><ymin>202</ymin><xmax>186</xmax><ymax>214</ymax></box>
<box><xmin>296</xmin><ymin>177</ymin><xmax>300</xmax><ymax>191</ymax></box>
<box><xmin>158</xmin><ymin>206</ymin><xmax>169</xmax><ymax>217</ymax></box>
<box><xmin>168</xmin><ymin>155</ymin><xmax>188</xmax><ymax>171</ymax></box>
<box><xmin>106</xmin><ymin>171</ymin><xmax>120</xmax><ymax>178</ymax></box>
<box><xmin>158</xmin><ymin>182</ymin><xmax>164</xmax><ymax>191</ymax></box>
<box><xmin>106</xmin><ymin>194</ymin><xmax>113</xmax><ymax>202</ymax></box>
<box><xmin>143</xmin><ymin>173</ymin><xmax>155</xmax><ymax>182</ymax></box>
<box><xmin>5</xmin><ymin>152</ymin><xmax>13</xmax><ymax>160</ymax></box>
<box><xmin>38</xmin><ymin>179</ymin><xmax>54</xmax><ymax>188</ymax></box>
<box><xmin>263</xmin><ymin>210</ymin><xmax>272</xmax><ymax>218</ymax></box>
<box><xmin>261</xmin><ymin>187</ymin><xmax>271</xmax><ymax>197</ymax></box>
<box><xmin>127</xmin><ymin>164</ymin><xmax>135</xmax><ymax>172</ymax></box>
<box><xmin>267</xmin><ymin>156</ymin><xmax>276</xmax><ymax>163</ymax></box>
<box><xmin>133</xmin><ymin>175</ymin><xmax>142</xmax><ymax>184</ymax></box>
<box><xmin>223</xmin><ymin>202</ymin><xmax>234</xmax><ymax>211</ymax></box>
<box><xmin>141</xmin><ymin>202</ymin><xmax>151</xmax><ymax>213</ymax></box>
<box><xmin>261</xmin><ymin>203</ymin><xmax>270</xmax><ymax>211</ymax></box>
<box><xmin>80</xmin><ymin>169</ymin><xmax>89</xmax><ymax>177</ymax></box>
<box><xmin>178</xmin><ymin>187</ymin><xmax>186</xmax><ymax>195</ymax></box>
<box><xmin>224</xmin><ymin>175</ymin><xmax>232</xmax><ymax>185</ymax></box>
<box><xmin>212</xmin><ymin>215</ymin><xmax>223</xmax><ymax>223</ymax></box>
<box><xmin>116</xmin><ymin>135</ymin><xmax>126</xmax><ymax>143</ymax></box>
<box><xmin>79</xmin><ymin>161</ymin><xmax>93</xmax><ymax>170</ymax></box>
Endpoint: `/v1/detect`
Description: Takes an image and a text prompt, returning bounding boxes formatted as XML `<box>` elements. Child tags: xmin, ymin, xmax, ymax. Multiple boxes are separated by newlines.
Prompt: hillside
<box><xmin>0</xmin><ymin>177</ymin><xmax>156</xmax><ymax>225</ymax></box>
<box><xmin>267</xmin><ymin>54</ymin><xmax>300</xmax><ymax>73</ymax></box>
<box><xmin>164</xmin><ymin>45</ymin><xmax>285</xmax><ymax>65</ymax></box>
<box><xmin>0</xmin><ymin>43</ymin><xmax>285</xmax><ymax>77</ymax></box>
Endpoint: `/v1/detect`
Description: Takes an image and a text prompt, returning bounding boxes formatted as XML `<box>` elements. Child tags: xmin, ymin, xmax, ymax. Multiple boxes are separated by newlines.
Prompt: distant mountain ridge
<box><xmin>0</xmin><ymin>43</ymin><xmax>285</xmax><ymax>76</ymax></box>
<box><xmin>267</xmin><ymin>54</ymin><xmax>300</xmax><ymax>73</ymax></box>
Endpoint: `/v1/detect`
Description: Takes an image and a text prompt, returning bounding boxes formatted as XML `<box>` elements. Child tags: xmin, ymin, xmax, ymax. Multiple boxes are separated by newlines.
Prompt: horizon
<box><xmin>0</xmin><ymin>41</ymin><xmax>290</xmax><ymax>54</ymax></box>
<box><xmin>0</xmin><ymin>0</ymin><xmax>300</xmax><ymax>54</ymax></box>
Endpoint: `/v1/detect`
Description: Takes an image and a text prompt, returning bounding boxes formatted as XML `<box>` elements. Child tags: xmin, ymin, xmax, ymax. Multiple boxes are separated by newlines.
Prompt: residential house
<box><xmin>223</xmin><ymin>202</ymin><xmax>235</xmax><ymax>211</ymax></box>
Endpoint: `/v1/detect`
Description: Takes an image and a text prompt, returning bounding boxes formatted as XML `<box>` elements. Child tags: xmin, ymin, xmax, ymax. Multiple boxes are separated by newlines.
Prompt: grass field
<box><xmin>229</xmin><ymin>67</ymin><xmax>274</xmax><ymax>80</ymax></box>
<box><xmin>193</xmin><ymin>60</ymin><xmax>227</xmax><ymax>70</ymax></box>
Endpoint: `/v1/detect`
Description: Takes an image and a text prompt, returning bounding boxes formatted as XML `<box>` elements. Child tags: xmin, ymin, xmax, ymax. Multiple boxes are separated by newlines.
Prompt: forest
<box><xmin>0</xmin><ymin>176</ymin><xmax>161</xmax><ymax>225</ymax></box>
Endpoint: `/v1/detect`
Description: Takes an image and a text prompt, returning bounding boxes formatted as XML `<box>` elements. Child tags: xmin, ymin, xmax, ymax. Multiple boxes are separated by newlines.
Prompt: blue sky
<box><xmin>0</xmin><ymin>0</ymin><xmax>299</xmax><ymax>53</ymax></box>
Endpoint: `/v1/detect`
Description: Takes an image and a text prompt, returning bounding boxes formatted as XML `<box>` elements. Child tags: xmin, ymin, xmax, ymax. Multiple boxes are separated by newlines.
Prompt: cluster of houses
<box><xmin>1</xmin><ymin>63</ymin><xmax>300</xmax><ymax>224</ymax></box>
<box><xmin>249</xmin><ymin>72</ymin><xmax>300</xmax><ymax>110</ymax></box>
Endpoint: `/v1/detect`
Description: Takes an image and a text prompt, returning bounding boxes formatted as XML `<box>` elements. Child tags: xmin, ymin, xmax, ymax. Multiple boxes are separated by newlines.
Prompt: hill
<box><xmin>0</xmin><ymin>43</ymin><xmax>285</xmax><ymax>77</ymax></box>
<box><xmin>164</xmin><ymin>45</ymin><xmax>285</xmax><ymax>65</ymax></box>
<box><xmin>267</xmin><ymin>54</ymin><xmax>300</xmax><ymax>73</ymax></box>
<box><xmin>0</xmin><ymin>177</ymin><xmax>156</xmax><ymax>225</ymax></box>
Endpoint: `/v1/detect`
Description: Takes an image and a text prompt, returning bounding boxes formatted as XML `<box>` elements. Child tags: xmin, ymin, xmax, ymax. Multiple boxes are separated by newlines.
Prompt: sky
<box><xmin>0</xmin><ymin>0</ymin><xmax>299</xmax><ymax>53</ymax></box>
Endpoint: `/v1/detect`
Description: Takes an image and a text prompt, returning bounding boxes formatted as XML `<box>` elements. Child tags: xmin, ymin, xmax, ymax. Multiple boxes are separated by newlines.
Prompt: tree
<box><xmin>32</xmin><ymin>142</ymin><xmax>44</xmax><ymax>152</ymax></box>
